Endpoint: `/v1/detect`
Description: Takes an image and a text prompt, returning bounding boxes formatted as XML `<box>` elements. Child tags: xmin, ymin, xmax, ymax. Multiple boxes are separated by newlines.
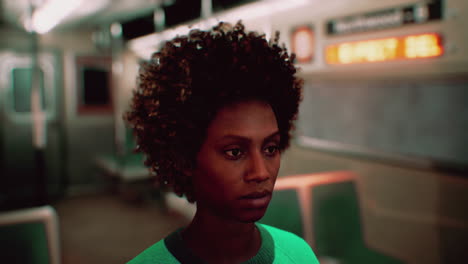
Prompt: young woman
<box><xmin>126</xmin><ymin>22</ymin><xmax>319</xmax><ymax>264</ymax></box>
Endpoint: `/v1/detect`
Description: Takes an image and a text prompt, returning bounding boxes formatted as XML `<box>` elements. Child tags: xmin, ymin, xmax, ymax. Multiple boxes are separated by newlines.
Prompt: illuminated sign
<box><xmin>291</xmin><ymin>25</ymin><xmax>315</xmax><ymax>64</ymax></box>
<box><xmin>326</xmin><ymin>1</ymin><xmax>442</xmax><ymax>35</ymax></box>
<box><xmin>326</xmin><ymin>33</ymin><xmax>443</xmax><ymax>64</ymax></box>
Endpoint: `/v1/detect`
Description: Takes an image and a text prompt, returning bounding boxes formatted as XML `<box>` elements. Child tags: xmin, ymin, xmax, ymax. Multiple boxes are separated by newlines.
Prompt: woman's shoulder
<box><xmin>257</xmin><ymin>223</ymin><xmax>320</xmax><ymax>264</ymax></box>
<box><xmin>126</xmin><ymin>238</ymin><xmax>180</xmax><ymax>264</ymax></box>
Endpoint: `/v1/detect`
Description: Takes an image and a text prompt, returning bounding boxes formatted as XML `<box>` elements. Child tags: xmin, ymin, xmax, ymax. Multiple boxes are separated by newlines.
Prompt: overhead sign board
<box><xmin>326</xmin><ymin>1</ymin><xmax>442</xmax><ymax>36</ymax></box>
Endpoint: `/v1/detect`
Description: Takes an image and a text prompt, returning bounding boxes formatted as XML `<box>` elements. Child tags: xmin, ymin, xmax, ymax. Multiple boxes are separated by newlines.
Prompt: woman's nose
<box><xmin>244</xmin><ymin>151</ymin><xmax>270</xmax><ymax>183</ymax></box>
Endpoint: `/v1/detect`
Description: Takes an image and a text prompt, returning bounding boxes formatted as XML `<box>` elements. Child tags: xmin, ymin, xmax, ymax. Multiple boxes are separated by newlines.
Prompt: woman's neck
<box><xmin>181</xmin><ymin>208</ymin><xmax>262</xmax><ymax>264</ymax></box>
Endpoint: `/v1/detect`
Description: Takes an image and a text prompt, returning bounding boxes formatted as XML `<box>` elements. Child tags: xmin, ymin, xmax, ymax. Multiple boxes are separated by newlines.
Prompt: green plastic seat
<box><xmin>312</xmin><ymin>182</ymin><xmax>403</xmax><ymax>264</ymax></box>
<box><xmin>0</xmin><ymin>205</ymin><xmax>60</xmax><ymax>264</ymax></box>
<box><xmin>0</xmin><ymin>222</ymin><xmax>50</xmax><ymax>263</ymax></box>
<box><xmin>260</xmin><ymin>189</ymin><xmax>304</xmax><ymax>238</ymax></box>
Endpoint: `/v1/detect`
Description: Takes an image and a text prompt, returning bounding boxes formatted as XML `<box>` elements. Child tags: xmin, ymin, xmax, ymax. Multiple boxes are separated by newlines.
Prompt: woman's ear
<box><xmin>183</xmin><ymin>169</ymin><xmax>192</xmax><ymax>177</ymax></box>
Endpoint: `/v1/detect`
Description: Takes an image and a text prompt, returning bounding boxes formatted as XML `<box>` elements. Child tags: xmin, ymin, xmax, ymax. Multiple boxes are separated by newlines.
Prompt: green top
<box><xmin>127</xmin><ymin>223</ymin><xmax>319</xmax><ymax>264</ymax></box>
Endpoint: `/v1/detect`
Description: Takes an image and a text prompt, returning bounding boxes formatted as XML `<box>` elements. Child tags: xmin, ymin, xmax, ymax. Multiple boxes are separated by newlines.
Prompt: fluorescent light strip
<box><xmin>32</xmin><ymin>0</ymin><xmax>84</xmax><ymax>34</ymax></box>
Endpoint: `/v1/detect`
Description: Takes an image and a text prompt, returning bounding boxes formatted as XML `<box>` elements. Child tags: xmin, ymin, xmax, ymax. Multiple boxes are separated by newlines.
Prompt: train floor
<box><xmin>52</xmin><ymin>192</ymin><xmax>190</xmax><ymax>264</ymax></box>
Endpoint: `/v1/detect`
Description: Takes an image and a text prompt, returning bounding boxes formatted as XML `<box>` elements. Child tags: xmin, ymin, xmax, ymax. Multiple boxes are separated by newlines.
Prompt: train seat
<box><xmin>267</xmin><ymin>171</ymin><xmax>403</xmax><ymax>264</ymax></box>
<box><xmin>94</xmin><ymin>154</ymin><xmax>150</xmax><ymax>182</ymax></box>
<box><xmin>260</xmin><ymin>189</ymin><xmax>304</xmax><ymax>238</ymax></box>
<box><xmin>313</xmin><ymin>181</ymin><xmax>403</xmax><ymax>264</ymax></box>
<box><xmin>95</xmin><ymin>126</ymin><xmax>150</xmax><ymax>182</ymax></box>
<box><xmin>94</xmin><ymin>127</ymin><xmax>155</xmax><ymax>201</ymax></box>
<box><xmin>0</xmin><ymin>205</ymin><xmax>61</xmax><ymax>264</ymax></box>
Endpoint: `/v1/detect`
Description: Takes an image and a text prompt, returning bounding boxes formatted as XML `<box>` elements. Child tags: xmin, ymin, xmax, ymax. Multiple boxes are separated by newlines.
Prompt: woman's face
<box><xmin>191</xmin><ymin>100</ymin><xmax>281</xmax><ymax>223</ymax></box>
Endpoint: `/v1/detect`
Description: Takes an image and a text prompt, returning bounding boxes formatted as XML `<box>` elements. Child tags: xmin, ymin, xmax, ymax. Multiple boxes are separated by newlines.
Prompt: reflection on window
<box><xmin>12</xmin><ymin>68</ymin><xmax>46</xmax><ymax>113</ymax></box>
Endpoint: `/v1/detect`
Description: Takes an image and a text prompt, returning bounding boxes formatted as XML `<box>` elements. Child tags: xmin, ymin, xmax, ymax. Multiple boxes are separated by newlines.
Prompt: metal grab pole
<box><xmin>29</xmin><ymin>0</ymin><xmax>47</xmax><ymax>205</ymax></box>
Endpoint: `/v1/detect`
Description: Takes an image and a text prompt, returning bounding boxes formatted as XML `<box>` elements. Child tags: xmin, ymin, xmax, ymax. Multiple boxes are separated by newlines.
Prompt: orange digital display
<box><xmin>326</xmin><ymin>33</ymin><xmax>443</xmax><ymax>64</ymax></box>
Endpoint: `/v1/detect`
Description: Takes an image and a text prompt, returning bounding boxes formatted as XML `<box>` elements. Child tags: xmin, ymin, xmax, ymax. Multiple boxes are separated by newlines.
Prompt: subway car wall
<box><xmin>0</xmin><ymin>25</ymin><xmax>115</xmax><ymax>208</ymax></box>
<box><xmin>0</xmin><ymin>0</ymin><xmax>467</xmax><ymax>264</ymax></box>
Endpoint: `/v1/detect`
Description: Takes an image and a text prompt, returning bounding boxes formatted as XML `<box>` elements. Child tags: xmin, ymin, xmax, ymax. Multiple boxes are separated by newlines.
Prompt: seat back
<box><xmin>312</xmin><ymin>182</ymin><xmax>403</xmax><ymax>264</ymax></box>
<box><xmin>260</xmin><ymin>189</ymin><xmax>304</xmax><ymax>238</ymax></box>
<box><xmin>0</xmin><ymin>205</ymin><xmax>60</xmax><ymax>264</ymax></box>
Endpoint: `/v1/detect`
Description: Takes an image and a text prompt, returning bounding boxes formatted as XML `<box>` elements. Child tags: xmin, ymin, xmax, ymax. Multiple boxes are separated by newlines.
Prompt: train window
<box><xmin>298</xmin><ymin>77</ymin><xmax>468</xmax><ymax>166</ymax></box>
<box><xmin>76</xmin><ymin>56</ymin><xmax>112</xmax><ymax>114</ymax></box>
<box><xmin>82</xmin><ymin>68</ymin><xmax>110</xmax><ymax>105</ymax></box>
<box><xmin>212</xmin><ymin>0</ymin><xmax>257</xmax><ymax>12</ymax></box>
<box><xmin>121</xmin><ymin>12</ymin><xmax>156</xmax><ymax>40</ymax></box>
<box><xmin>11</xmin><ymin>68</ymin><xmax>46</xmax><ymax>113</ymax></box>
<box><xmin>164</xmin><ymin>0</ymin><xmax>201</xmax><ymax>28</ymax></box>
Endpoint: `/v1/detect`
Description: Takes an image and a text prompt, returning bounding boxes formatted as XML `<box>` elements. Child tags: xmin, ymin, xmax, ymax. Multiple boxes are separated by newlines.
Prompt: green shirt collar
<box><xmin>164</xmin><ymin>223</ymin><xmax>275</xmax><ymax>264</ymax></box>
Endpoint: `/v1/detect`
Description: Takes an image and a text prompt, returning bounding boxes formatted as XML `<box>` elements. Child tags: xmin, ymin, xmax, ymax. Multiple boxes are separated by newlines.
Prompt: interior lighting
<box><xmin>291</xmin><ymin>26</ymin><xmax>315</xmax><ymax>63</ymax></box>
<box><xmin>110</xmin><ymin>23</ymin><xmax>123</xmax><ymax>38</ymax></box>
<box><xmin>129</xmin><ymin>0</ymin><xmax>309</xmax><ymax>59</ymax></box>
<box><xmin>31</xmin><ymin>0</ymin><xmax>84</xmax><ymax>34</ymax></box>
<box><xmin>326</xmin><ymin>33</ymin><xmax>443</xmax><ymax>64</ymax></box>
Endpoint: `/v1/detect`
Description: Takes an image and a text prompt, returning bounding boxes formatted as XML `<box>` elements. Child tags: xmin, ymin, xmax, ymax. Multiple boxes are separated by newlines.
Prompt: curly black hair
<box><xmin>125</xmin><ymin>22</ymin><xmax>303</xmax><ymax>202</ymax></box>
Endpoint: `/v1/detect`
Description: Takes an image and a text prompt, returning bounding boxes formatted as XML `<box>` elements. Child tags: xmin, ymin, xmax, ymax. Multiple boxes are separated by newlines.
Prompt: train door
<box><xmin>0</xmin><ymin>51</ymin><xmax>63</xmax><ymax>209</ymax></box>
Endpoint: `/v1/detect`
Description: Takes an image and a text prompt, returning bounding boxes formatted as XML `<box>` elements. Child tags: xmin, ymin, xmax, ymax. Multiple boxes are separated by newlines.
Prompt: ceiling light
<box><xmin>31</xmin><ymin>0</ymin><xmax>84</xmax><ymax>34</ymax></box>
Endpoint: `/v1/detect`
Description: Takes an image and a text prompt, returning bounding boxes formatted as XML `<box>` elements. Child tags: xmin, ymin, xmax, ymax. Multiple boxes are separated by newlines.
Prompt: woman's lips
<box><xmin>240</xmin><ymin>191</ymin><xmax>271</xmax><ymax>208</ymax></box>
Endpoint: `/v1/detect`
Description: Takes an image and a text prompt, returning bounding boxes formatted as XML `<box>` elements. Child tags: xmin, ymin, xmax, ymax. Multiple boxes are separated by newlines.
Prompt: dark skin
<box><xmin>181</xmin><ymin>100</ymin><xmax>281</xmax><ymax>264</ymax></box>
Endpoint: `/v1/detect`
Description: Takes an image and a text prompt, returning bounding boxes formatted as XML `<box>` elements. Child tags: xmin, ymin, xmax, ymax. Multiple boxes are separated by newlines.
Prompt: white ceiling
<box><xmin>0</xmin><ymin>0</ymin><xmax>163</xmax><ymax>31</ymax></box>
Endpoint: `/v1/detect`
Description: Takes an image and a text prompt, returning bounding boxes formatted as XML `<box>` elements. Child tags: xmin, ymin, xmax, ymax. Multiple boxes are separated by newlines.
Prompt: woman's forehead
<box><xmin>205</xmin><ymin>100</ymin><xmax>279</xmax><ymax>141</ymax></box>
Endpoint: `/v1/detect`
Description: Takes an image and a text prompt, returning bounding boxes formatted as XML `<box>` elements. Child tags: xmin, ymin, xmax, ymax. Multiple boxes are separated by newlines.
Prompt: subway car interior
<box><xmin>0</xmin><ymin>0</ymin><xmax>467</xmax><ymax>263</ymax></box>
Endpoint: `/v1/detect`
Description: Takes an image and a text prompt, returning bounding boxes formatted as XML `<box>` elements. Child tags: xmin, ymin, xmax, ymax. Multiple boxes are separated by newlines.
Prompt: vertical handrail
<box><xmin>29</xmin><ymin>4</ymin><xmax>48</xmax><ymax>203</ymax></box>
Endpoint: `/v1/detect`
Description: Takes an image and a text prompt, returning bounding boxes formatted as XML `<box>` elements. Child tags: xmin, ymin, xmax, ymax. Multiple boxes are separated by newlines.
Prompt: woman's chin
<box><xmin>236</xmin><ymin>207</ymin><xmax>268</xmax><ymax>223</ymax></box>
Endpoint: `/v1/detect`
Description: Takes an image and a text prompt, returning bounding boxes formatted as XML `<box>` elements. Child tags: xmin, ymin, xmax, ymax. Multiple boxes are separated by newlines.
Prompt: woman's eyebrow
<box><xmin>265</xmin><ymin>131</ymin><xmax>281</xmax><ymax>140</ymax></box>
<box><xmin>218</xmin><ymin>131</ymin><xmax>280</xmax><ymax>143</ymax></box>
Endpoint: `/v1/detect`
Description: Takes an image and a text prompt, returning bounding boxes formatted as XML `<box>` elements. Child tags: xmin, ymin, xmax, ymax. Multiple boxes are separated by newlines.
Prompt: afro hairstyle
<box><xmin>125</xmin><ymin>21</ymin><xmax>303</xmax><ymax>202</ymax></box>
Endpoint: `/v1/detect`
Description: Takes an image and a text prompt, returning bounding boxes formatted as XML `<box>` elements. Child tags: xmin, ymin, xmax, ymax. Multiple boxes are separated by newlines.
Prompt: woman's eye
<box><xmin>264</xmin><ymin>145</ymin><xmax>279</xmax><ymax>156</ymax></box>
<box><xmin>224</xmin><ymin>148</ymin><xmax>243</xmax><ymax>158</ymax></box>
